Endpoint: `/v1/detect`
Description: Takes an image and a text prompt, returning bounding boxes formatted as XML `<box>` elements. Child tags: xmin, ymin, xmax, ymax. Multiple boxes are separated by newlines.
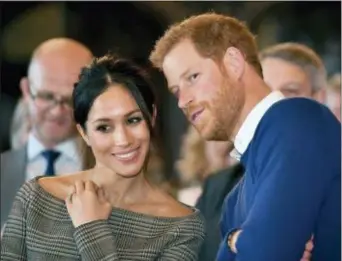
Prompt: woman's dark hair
<box><xmin>73</xmin><ymin>54</ymin><xmax>156</xmax><ymax>135</ymax></box>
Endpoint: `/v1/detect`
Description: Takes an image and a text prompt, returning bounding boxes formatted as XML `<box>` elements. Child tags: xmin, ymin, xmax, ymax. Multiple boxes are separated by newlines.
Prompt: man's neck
<box><xmin>32</xmin><ymin>131</ymin><xmax>71</xmax><ymax>149</ymax></box>
<box><xmin>231</xmin><ymin>78</ymin><xmax>271</xmax><ymax>142</ymax></box>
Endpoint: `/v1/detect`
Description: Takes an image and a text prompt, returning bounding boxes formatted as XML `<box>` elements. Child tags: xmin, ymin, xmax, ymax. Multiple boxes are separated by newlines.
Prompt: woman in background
<box><xmin>1</xmin><ymin>54</ymin><xmax>205</xmax><ymax>261</ymax></box>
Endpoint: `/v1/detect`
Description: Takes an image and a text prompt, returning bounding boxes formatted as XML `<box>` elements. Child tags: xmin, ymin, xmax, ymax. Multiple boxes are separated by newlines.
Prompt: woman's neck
<box><xmin>87</xmin><ymin>166</ymin><xmax>151</xmax><ymax>208</ymax></box>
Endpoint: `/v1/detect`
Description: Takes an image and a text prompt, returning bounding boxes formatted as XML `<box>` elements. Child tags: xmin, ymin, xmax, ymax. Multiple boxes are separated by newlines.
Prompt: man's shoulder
<box><xmin>250</xmin><ymin>97</ymin><xmax>340</xmax><ymax>161</ymax></box>
<box><xmin>1</xmin><ymin>146</ymin><xmax>27</xmax><ymax>179</ymax></box>
<box><xmin>1</xmin><ymin>146</ymin><xmax>26</xmax><ymax>160</ymax></box>
<box><xmin>267</xmin><ymin>97</ymin><xmax>331</xmax><ymax>120</ymax></box>
<box><xmin>258</xmin><ymin>97</ymin><xmax>338</xmax><ymax>135</ymax></box>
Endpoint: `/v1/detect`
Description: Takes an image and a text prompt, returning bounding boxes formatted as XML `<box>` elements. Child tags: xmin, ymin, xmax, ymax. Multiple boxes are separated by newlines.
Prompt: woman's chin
<box><xmin>114</xmin><ymin>166</ymin><xmax>144</xmax><ymax>179</ymax></box>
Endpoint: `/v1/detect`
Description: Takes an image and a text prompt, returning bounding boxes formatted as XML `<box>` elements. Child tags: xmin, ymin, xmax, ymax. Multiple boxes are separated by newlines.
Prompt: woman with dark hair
<box><xmin>1</xmin><ymin>54</ymin><xmax>205</xmax><ymax>261</ymax></box>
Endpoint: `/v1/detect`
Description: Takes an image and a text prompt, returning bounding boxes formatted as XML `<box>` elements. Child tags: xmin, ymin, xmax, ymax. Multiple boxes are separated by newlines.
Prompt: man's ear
<box><xmin>222</xmin><ymin>47</ymin><xmax>245</xmax><ymax>81</ymax></box>
<box><xmin>151</xmin><ymin>104</ymin><xmax>157</xmax><ymax>127</ymax></box>
<box><xmin>20</xmin><ymin>77</ymin><xmax>31</xmax><ymax>102</ymax></box>
<box><xmin>76</xmin><ymin>124</ymin><xmax>90</xmax><ymax>146</ymax></box>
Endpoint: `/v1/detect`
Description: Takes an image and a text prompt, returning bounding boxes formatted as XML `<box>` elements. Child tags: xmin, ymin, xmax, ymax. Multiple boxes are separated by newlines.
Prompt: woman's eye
<box><xmin>127</xmin><ymin>116</ymin><xmax>143</xmax><ymax>125</ymax></box>
<box><xmin>96</xmin><ymin>125</ymin><xmax>111</xmax><ymax>133</ymax></box>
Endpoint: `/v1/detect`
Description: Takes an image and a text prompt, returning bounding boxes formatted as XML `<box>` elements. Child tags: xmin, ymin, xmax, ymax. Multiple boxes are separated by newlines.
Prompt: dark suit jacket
<box><xmin>1</xmin><ymin>146</ymin><xmax>27</xmax><ymax>229</ymax></box>
<box><xmin>0</xmin><ymin>94</ymin><xmax>16</xmax><ymax>153</ymax></box>
<box><xmin>195</xmin><ymin>163</ymin><xmax>244</xmax><ymax>261</ymax></box>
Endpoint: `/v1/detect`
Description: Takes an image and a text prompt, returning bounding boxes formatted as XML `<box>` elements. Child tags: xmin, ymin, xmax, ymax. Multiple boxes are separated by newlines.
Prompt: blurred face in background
<box><xmin>261</xmin><ymin>57</ymin><xmax>313</xmax><ymax>98</ymax></box>
<box><xmin>21</xmin><ymin>39</ymin><xmax>92</xmax><ymax>148</ymax></box>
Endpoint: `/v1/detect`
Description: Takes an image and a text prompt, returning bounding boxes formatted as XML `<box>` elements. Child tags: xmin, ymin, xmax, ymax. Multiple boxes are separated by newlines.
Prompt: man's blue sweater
<box><xmin>216</xmin><ymin>98</ymin><xmax>341</xmax><ymax>261</ymax></box>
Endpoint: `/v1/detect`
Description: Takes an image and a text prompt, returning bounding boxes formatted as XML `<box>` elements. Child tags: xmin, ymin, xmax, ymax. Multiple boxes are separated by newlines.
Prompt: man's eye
<box><xmin>38</xmin><ymin>92</ymin><xmax>55</xmax><ymax>101</ymax></box>
<box><xmin>189</xmin><ymin>73</ymin><xmax>199</xmax><ymax>82</ymax></box>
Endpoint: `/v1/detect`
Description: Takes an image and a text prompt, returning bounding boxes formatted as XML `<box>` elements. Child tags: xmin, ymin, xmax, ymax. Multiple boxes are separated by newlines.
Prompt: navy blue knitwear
<box><xmin>216</xmin><ymin>98</ymin><xmax>341</xmax><ymax>261</ymax></box>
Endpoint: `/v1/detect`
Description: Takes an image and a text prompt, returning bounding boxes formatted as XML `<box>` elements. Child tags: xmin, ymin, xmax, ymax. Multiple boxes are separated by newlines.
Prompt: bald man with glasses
<box><xmin>1</xmin><ymin>38</ymin><xmax>93</xmax><ymax>230</ymax></box>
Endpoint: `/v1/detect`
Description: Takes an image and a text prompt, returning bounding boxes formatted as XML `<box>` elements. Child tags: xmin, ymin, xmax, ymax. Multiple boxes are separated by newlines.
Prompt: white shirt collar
<box><xmin>27</xmin><ymin>132</ymin><xmax>82</xmax><ymax>163</ymax></box>
<box><xmin>230</xmin><ymin>91</ymin><xmax>285</xmax><ymax>161</ymax></box>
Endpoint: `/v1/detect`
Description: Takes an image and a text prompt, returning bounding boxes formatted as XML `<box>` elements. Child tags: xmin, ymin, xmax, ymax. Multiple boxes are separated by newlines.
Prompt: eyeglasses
<box><xmin>29</xmin><ymin>89</ymin><xmax>73</xmax><ymax>110</ymax></box>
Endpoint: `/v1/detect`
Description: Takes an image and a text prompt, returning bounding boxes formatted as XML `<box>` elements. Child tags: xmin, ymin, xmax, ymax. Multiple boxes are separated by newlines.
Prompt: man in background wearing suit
<box><xmin>195</xmin><ymin>42</ymin><xmax>329</xmax><ymax>261</ymax></box>
<box><xmin>1</xmin><ymin>38</ymin><xmax>93</xmax><ymax>230</ymax></box>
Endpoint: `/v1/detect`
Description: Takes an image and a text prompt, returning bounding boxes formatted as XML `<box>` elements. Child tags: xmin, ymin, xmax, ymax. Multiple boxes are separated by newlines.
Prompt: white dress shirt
<box><xmin>230</xmin><ymin>91</ymin><xmax>285</xmax><ymax>161</ymax></box>
<box><xmin>26</xmin><ymin>133</ymin><xmax>83</xmax><ymax>181</ymax></box>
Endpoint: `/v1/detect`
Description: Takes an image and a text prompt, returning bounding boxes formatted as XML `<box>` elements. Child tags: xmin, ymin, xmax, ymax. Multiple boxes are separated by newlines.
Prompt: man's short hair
<box><xmin>150</xmin><ymin>12</ymin><xmax>262</xmax><ymax>77</ymax></box>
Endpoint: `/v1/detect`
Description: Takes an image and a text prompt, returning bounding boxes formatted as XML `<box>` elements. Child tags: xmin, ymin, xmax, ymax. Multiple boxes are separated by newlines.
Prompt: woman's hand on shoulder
<box><xmin>65</xmin><ymin>180</ymin><xmax>112</xmax><ymax>228</ymax></box>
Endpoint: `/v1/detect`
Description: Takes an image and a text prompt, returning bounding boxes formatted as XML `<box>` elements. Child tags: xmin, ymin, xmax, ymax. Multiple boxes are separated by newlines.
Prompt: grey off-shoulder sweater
<box><xmin>1</xmin><ymin>177</ymin><xmax>205</xmax><ymax>261</ymax></box>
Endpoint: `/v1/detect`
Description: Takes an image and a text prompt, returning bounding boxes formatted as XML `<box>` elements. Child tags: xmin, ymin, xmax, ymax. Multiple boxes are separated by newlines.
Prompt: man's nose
<box><xmin>178</xmin><ymin>88</ymin><xmax>194</xmax><ymax>110</ymax></box>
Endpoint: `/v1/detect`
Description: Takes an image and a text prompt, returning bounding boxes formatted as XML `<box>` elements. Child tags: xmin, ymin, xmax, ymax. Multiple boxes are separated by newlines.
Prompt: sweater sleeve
<box><xmin>216</xmin><ymin>184</ymin><xmax>241</xmax><ymax>261</ymax></box>
<box><xmin>1</xmin><ymin>182</ymin><xmax>31</xmax><ymax>261</ymax></box>
<box><xmin>74</xmin><ymin>220</ymin><xmax>119</xmax><ymax>261</ymax></box>
<box><xmin>234</xmin><ymin>101</ymin><xmax>341</xmax><ymax>261</ymax></box>
<box><xmin>157</xmin><ymin>216</ymin><xmax>206</xmax><ymax>261</ymax></box>
<box><xmin>156</xmin><ymin>232</ymin><xmax>204</xmax><ymax>260</ymax></box>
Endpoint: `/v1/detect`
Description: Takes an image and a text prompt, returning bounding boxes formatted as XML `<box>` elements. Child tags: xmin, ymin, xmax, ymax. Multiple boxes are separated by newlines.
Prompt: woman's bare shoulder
<box><xmin>37</xmin><ymin>171</ymin><xmax>89</xmax><ymax>200</ymax></box>
<box><xmin>152</xmin><ymin>190</ymin><xmax>195</xmax><ymax>218</ymax></box>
